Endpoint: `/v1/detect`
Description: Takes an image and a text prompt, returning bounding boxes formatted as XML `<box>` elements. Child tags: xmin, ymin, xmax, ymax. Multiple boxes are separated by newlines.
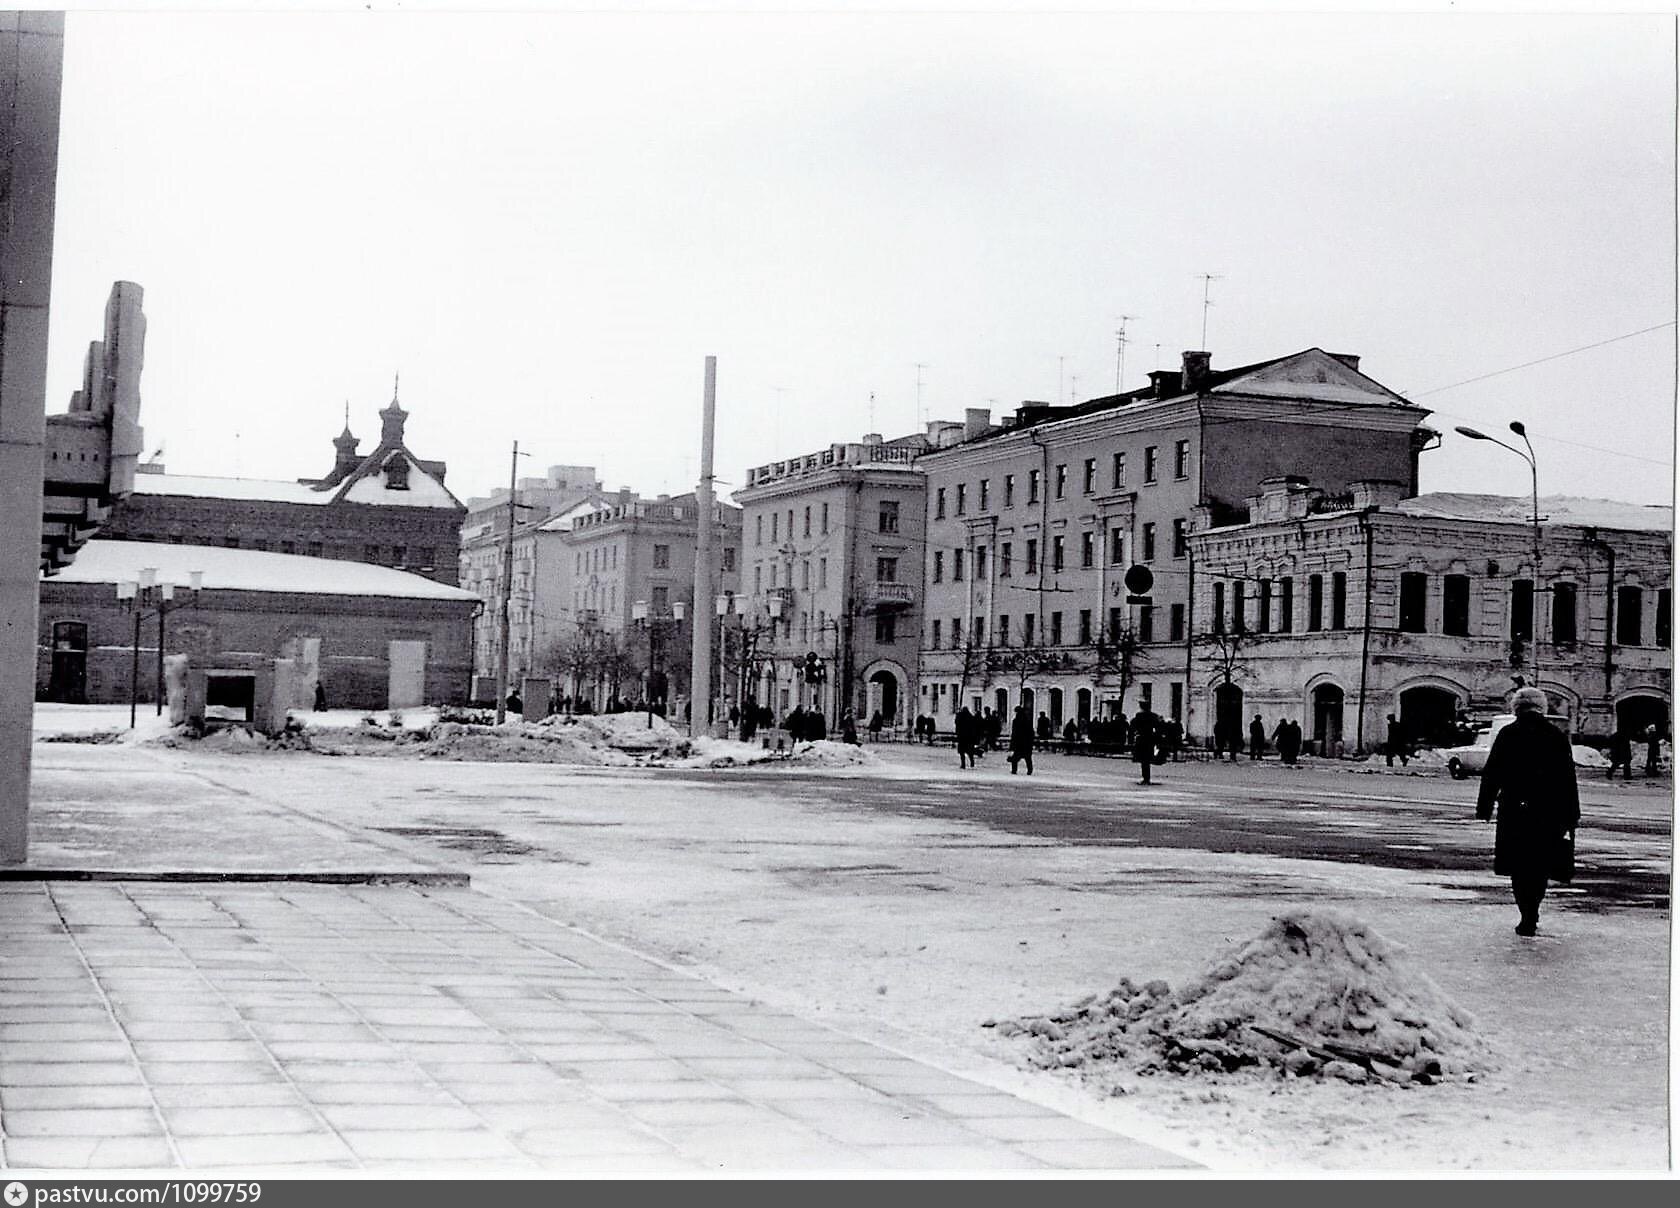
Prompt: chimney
<box><xmin>331</xmin><ymin>423</ymin><xmax>360</xmax><ymax>479</ymax></box>
<box><xmin>963</xmin><ymin>407</ymin><xmax>991</xmax><ymax>441</ymax></box>
<box><xmin>1327</xmin><ymin>352</ymin><xmax>1361</xmax><ymax>372</ymax></box>
<box><xmin>1181</xmin><ymin>351</ymin><xmax>1212</xmax><ymax>391</ymax></box>
<box><xmin>1014</xmin><ymin>400</ymin><xmax>1052</xmax><ymax>426</ymax></box>
<box><xmin>1250</xmin><ymin>475</ymin><xmax>1316</xmax><ymax>523</ymax></box>
<box><xmin>1149</xmin><ymin>370</ymin><xmax>1182</xmax><ymax>400</ymax></box>
<box><xmin>862</xmin><ymin>432</ymin><xmax>884</xmax><ymax>446</ymax></box>
<box><xmin>1350</xmin><ymin>479</ymin><xmax>1407</xmax><ymax>510</ymax></box>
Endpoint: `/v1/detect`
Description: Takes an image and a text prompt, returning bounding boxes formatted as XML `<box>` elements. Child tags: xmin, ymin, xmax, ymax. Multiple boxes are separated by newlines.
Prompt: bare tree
<box><xmin>1196</xmin><ymin>627</ymin><xmax>1254</xmax><ymax>690</ymax></box>
<box><xmin>1093</xmin><ymin>621</ymin><xmax>1153</xmax><ymax>706</ymax></box>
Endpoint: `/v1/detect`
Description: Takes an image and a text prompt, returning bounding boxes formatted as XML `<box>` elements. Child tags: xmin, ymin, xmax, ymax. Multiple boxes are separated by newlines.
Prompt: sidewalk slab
<box><xmin>0</xmin><ymin>881</ymin><xmax>1197</xmax><ymax>1172</ymax></box>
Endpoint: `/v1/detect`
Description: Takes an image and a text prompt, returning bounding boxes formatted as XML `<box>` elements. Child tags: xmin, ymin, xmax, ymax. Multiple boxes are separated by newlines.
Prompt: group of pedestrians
<box><xmin>1210</xmin><ymin>713</ymin><xmax>1303</xmax><ymax>764</ymax></box>
<box><xmin>1605</xmin><ymin>724</ymin><xmax>1664</xmax><ymax>780</ymax></box>
<box><xmin>947</xmin><ymin>704</ymin><xmax>1168</xmax><ymax>785</ymax></box>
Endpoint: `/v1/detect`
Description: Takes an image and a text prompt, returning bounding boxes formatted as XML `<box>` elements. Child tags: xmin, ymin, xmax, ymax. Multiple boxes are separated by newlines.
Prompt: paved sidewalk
<box><xmin>0</xmin><ymin>881</ymin><xmax>1195</xmax><ymax>1172</ymax></box>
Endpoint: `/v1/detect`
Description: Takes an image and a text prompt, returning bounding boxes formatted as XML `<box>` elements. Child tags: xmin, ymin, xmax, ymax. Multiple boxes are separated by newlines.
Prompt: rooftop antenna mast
<box><xmin>1057</xmin><ymin>355</ymin><xmax>1066</xmax><ymax>405</ymax></box>
<box><xmin>868</xmin><ymin>391</ymin><xmax>876</xmax><ymax>432</ymax></box>
<box><xmin>1115</xmin><ymin>315</ymin><xmax>1139</xmax><ymax>393</ymax></box>
<box><xmin>1197</xmin><ymin>273</ymin><xmax>1223</xmax><ymax>349</ymax></box>
<box><xmin>913</xmin><ymin>363</ymin><xmax>929</xmax><ymax>428</ymax></box>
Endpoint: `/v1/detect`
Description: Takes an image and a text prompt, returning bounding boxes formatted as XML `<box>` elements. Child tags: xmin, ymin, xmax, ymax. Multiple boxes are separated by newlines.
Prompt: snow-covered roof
<box><xmin>1395</xmin><ymin>494</ymin><xmax>1673</xmax><ymax>533</ymax></box>
<box><xmin>45</xmin><ymin>540</ymin><xmax>480</xmax><ymax>601</ymax></box>
<box><xmin>132</xmin><ymin>473</ymin><xmax>329</xmax><ymax>505</ymax></box>
<box><xmin>337</xmin><ymin>457</ymin><xmax>460</xmax><ymax>509</ymax></box>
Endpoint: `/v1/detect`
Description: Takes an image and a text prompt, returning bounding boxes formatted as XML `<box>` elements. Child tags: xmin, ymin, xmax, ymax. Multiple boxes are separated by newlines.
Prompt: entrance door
<box><xmin>1617</xmin><ymin>695</ymin><xmax>1670</xmax><ymax>739</ymax></box>
<box><xmin>1020</xmin><ymin>687</ymin><xmax>1035</xmax><ymax>718</ymax></box>
<box><xmin>1312</xmin><ymin>683</ymin><xmax>1345</xmax><ymax>748</ymax></box>
<box><xmin>1048</xmin><ymin>687</ymin><xmax>1064</xmax><ymax>726</ymax></box>
<box><xmin>1076</xmin><ymin>688</ymin><xmax>1092</xmax><ymax>723</ymax></box>
<box><xmin>1215</xmin><ymin>681</ymin><xmax>1243</xmax><ymax>740</ymax></box>
<box><xmin>1399</xmin><ymin>685</ymin><xmax>1459</xmax><ymax>747</ymax></box>
<box><xmin>869</xmin><ymin>670</ymin><xmax>898</xmax><ymax>723</ymax></box>
<box><xmin>282</xmin><ymin>636</ymin><xmax>322</xmax><ymax>709</ymax></box>
<box><xmin>49</xmin><ymin>621</ymin><xmax>88</xmax><ymax>703</ymax></box>
<box><xmin>387</xmin><ymin>640</ymin><xmax>427</xmax><ymax>710</ymax></box>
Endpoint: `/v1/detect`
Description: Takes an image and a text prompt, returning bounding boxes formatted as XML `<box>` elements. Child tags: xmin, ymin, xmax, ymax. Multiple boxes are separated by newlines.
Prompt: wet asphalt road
<box><xmin>668</xmin><ymin>754</ymin><xmax>1673</xmax><ymax>912</ymax></box>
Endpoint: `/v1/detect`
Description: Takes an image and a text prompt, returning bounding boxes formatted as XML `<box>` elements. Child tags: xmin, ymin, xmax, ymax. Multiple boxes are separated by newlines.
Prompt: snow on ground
<box><xmin>288</xmin><ymin>707</ymin><xmax>440</xmax><ymax>731</ymax></box>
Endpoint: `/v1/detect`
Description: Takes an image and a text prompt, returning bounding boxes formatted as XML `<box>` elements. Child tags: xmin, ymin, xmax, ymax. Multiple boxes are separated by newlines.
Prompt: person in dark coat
<box><xmin>868</xmin><ymin>710</ymin><xmax>884</xmax><ymax>738</ymax></box>
<box><xmin>954</xmin><ymin>706</ymin><xmax>978</xmax><ymax>769</ymax></box>
<box><xmin>1476</xmin><ymin>687</ymin><xmax>1581</xmax><ymax>936</ymax></box>
<box><xmin>506</xmin><ymin>689</ymin><xmax>523</xmax><ymax>716</ymax></box>
<box><xmin>1607</xmin><ymin>728</ymin><xmax>1634</xmax><ymax>781</ymax></box>
<box><xmin>1385</xmin><ymin>713</ymin><xmax>1409</xmax><ymax>767</ymax></box>
<box><xmin>1248</xmin><ymin>714</ymin><xmax>1266</xmax><ymax>760</ymax></box>
<box><xmin>1285</xmin><ymin>719</ymin><xmax>1303</xmax><ymax>765</ymax></box>
<box><xmin>1131</xmin><ymin>707</ymin><xmax>1158</xmax><ymax>785</ymax></box>
<box><xmin>841</xmin><ymin>710</ymin><xmax>859</xmax><ymax>745</ymax></box>
<box><xmin>1036</xmin><ymin>712</ymin><xmax>1052</xmax><ymax>742</ymax></box>
<box><xmin>986</xmin><ymin>708</ymin><xmax>1005</xmax><ymax>752</ymax></box>
<box><xmin>313</xmin><ymin>681</ymin><xmax>328</xmax><ymax>712</ymax></box>
<box><xmin>1008</xmin><ymin>706</ymin><xmax>1035</xmax><ymax>775</ymax></box>
<box><xmin>1644</xmin><ymin>725</ymin><xmax>1663</xmax><ymax>778</ymax></box>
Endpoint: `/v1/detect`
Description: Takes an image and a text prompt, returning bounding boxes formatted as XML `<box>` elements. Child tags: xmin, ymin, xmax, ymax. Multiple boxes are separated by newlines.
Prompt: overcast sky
<box><xmin>44</xmin><ymin>6</ymin><xmax>1675</xmax><ymax>509</ymax></box>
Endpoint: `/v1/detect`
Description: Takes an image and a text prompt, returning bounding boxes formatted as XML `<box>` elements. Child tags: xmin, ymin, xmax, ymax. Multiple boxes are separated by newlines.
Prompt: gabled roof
<box><xmin>1207</xmin><ymin>348</ymin><xmax>1414</xmax><ymax>407</ymax></box>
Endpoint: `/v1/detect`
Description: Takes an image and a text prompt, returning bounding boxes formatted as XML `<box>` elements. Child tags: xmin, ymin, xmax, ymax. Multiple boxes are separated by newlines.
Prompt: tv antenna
<box><xmin>913</xmin><ymin>363</ymin><xmax>929</xmax><ymax>427</ymax></box>
<box><xmin>1115</xmin><ymin>315</ymin><xmax>1139</xmax><ymax>393</ymax></box>
<box><xmin>1196</xmin><ymin>273</ymin><xmax>1223</xmax><ymax>348</ymax></box>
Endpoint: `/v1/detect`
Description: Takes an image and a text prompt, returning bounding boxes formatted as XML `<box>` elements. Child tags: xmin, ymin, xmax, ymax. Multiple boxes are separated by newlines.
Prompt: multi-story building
<box><xmin>563</xmin><ymin>492</ymin><xmax>741</xmax><ymax>709</ymax></box>
<box><xmin>458</xmin><ymin>466</ymin><xmax>610</xmax><ymax>697</ymax></box>
<box><xmin>732</xmin><ymin>425</ymin><xmax>981</xmax><ymax>729</ymax></box>
<box><xmin>915</xmin><ymin>348</ymin><xmax>1434</xmax><ymax>736</ymax></box>
<box><xmin>101</xmin><ymin>393</ymin><xmax>466</xmax><ymax>585</ymax></box>
<box><xmin>1189</xmin><ymin>478</ymin><xmax>1672</xmax><ymax>751</ymax></box>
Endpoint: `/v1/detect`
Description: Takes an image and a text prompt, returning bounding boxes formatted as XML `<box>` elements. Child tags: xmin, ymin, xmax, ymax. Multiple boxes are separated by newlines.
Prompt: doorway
<box><xmin>1312</xmin><ymin>683</ymin><xmax>1345</xmax><ymax>749</ymax></box>
<box><xmin>387</xmin><ymin>640</ymin><xmax>427</xmax><ymax>710</ymax></box>
<box><xmin>1399</xmin><ymin>684</ymin><xmax>1460</xmax><ymax>747</ymax></box>
<box><xmin>48</xmin><ymin>621</ymin><xmax>88</xmax><ymax>704</ymax></box>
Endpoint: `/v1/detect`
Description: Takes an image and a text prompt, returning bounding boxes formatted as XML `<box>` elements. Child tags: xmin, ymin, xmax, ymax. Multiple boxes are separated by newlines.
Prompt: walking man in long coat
<box><xmin>1476</xmin><ymin>687</ymin><xmax>1581</xmax><ymax>937</ymax></box>
<box><xmin>1008</xmin><ymin>706</ymin><xmax>1035</xmax><ymax>775</ymax></box>
<box><xmin>1132</xmin><ymin>706</ymin><xmax>1158</xmax><ymax>786</ymax></box>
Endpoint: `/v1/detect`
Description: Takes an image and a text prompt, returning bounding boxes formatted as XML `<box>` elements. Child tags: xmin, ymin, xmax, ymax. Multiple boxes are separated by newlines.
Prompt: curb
<box><xmin>0</xmin><ymin>869</ymin><xmax>470</xmax><ymax>886</ymax></box>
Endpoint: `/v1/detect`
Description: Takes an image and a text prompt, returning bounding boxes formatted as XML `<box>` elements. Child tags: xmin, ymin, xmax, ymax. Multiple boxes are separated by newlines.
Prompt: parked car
<box><xmin>1443</xmin><ymin>712</ymin><xmax>1573</xmax><ymax>779</ymax></box>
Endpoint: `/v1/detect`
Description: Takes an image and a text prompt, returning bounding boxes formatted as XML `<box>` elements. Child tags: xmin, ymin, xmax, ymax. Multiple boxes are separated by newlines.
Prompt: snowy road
<box><xmin>29</xmin><ymin>735</ymin><xmax>1673</xmax><ymax>1171</ymax></box>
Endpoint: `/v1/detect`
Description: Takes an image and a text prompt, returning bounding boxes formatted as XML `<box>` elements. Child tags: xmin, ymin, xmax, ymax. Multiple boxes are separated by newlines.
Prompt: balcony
<box><xmin>866</xmin><ymin>581</ymin><xmax>914</xmax><ymax>608</ymax></box>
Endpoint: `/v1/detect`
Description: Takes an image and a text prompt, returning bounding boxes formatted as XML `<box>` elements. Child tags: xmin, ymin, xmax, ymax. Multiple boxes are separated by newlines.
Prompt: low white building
<box><xmin>1187</xmin><ymin>478</ymin><xmax>1672</xmax><ymax>752</ymax></box>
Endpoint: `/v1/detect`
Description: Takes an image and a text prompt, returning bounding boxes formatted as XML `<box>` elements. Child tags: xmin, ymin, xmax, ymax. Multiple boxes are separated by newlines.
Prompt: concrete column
<box><xmin>0</xmin><ymin>13</ymin><xmax>64</xmax><ymax>863</ymax></box>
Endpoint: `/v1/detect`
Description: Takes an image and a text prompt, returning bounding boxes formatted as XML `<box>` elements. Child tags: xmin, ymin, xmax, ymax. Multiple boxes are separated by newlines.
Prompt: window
<box><xmin>1175</xmin><ymin>439</ymin><xmax>1190</xmax><ymax>479</ymax></box>
<box><xmin>651</xmin><ymin>586</ymin><xmax>669</xmax><ymax>612</ymax></box>
<box><xmin>953</xmin><ymin>550</ymin><xmax>965</xmax><ymax>581</ymax></box>
<box><xmin>722</xmin><ymin>547</ymin><xmax>737</xmax><ymax>572</ymax></box>
<box><xmin>875</xmin><ymin>613</ymin><xmax>897</xmax><ymax>643</ymax></box>
<box><xmin>787</xmin><ymin>510</ymin><xmax>794</xmax><ymax>541</ymax></box>
<box><xmin>1278</xmin><ymin>577</ymin><xmax>1293</xmax><ymax>632</ymax></box>
<box><xmin>878</xmin><ymin>500</ymin><xmax>899</xmax><ymax>533</ymax></box>
<box><xmin>998</xmin><ymin>615</ymin><xmax>1010</xmax><ymax>646</ymax></box>
<box><xmin>952</xmin><ymin>618</ymin><xmax>963</xmax><ymax>648</ymax></box>
<box><xmin>1552</xmin><ymin>582</ymin><xmax>1576</xmax><ymax>644</ymax></box>
<box><xmin>1054</xmin><ymin>465</ymin><xmax>1067</xmax><ymax>499</ymax></box>
<box><xmin>956</xmin><ymin>484</ymin><xmax>967</xmax><ymax>515</ymax></box>
<box><xmin>1112</xmin><ymin>452</ymin><xmax>1127</xmax><ymax>489</ymax></box>
<box><xmin>1050</xmin><ymin>612</ymin><xmax>1063</xmax><ymax>645</ymax></box>
<box><xmin>418</xmin><ymin>547</ymin><xmax>435</xmax><ymax>568</ymax></box>
<box><xmin>1023</xmin><ymin>614</ymin><xmax>1036</xmax><ymax>646</ymax></box>
<box><xmin>653</xmin><ymin>544</ymin><xmax>670</xmax><ymax>570</ymax></box>
<box><xmin>771</xmin><ymin>512</ymin><xmax>779</xmax><ymax>542</ymax></box>
<box><xmin>1028</xmin><ymin>470</ymin><xmax>1040</xmax><ymax>503</ymax></box>
<box><xmin>932</xmin><ymin>551</ymin><xmax>944</xmax><ymax>583</ymax></box>
<box><xmin>803</xmin><ymin>506</ymin><xmax>811</xmax><ymax>537</ymax></box>
<box><xmin>1079</xmin><ymin>609</ymin><xmax>1092</xmax><ymax>645</ymax></box>
<box><xmin>1000</xmin><ymin>542</ymin><xmax>1013</xmax><ymax>576</ymax></box>
<box><xmin>280</xmin><ymin>540</ymin><xmax>296</xmax><ymax>555</ymax></box>
<box><xmin>391</xmin><ymin>545</ymin><xmax>406</xmax><ymax>565</ymax></box>
<box><xmin>1051</xmin><ymin>536</ymin><xmax>1065</xmax><ymax>572</ymax></box>
<box><xmin>1259</xmin><ymin>580</ymin><xmax>1273</xmax><ymax>632</ymax></box>
<box><xmin>1443</xmin><ymin>574</ymin><xmax>1470</xmax><ymax>636</ymax></box>
<box><xmin>935</xmin><ymin>488</ymin><xmax>946</xmax><ymax>519</ymax></box>
<box><xmin>1142</xmin><ymin>523</ymin><xmax>1156</xmax><ymax>562</ymax></box>
<box><xmin>1139</xmin><ymin>604</ymin><xmax>1154</xmax><ymax>643</ymax></box>
<box><xmin>1212</xmin><ymin>583</ymin><xmax>1226</xmax><ymax>633</ymax></box>
<box><xmin>973</xmin><ymin>617</ymin><xmax>985</xmax><ymax>646</ymax></box>
<box><xmin>1233</xmin><ymin>581</ymin><xmax>1247</xmax><ymax>633</ymax></box>
<box><xmin>1170</xmin><ymin>602</ymin><xmax>1185</xmax><ymax>642</ymax></box>
<box><xmin>1026</xmin><ymin>539</ymin><xmax>1039</xmax><ymax>574</ymax></box>
<box><xmin>307</xmin><ymin>542</ymin><xmax>323</xmax><ymax>558</ymax></box>
<box><xmin>1331</xmin><ymin>572</ymin><xmax>1348</xmax><ymax>630</ymax></box>
<box><xmin>1307</xmin><ymin>574</ymin><xmax>1324</xmax><ymax>631</ymax></box>
<box><xmin>1083</xmin><ymin>458</ymin><xmax>1096</xmax><ymax>494</ymax></box>
<box><xmin>756</xmin><ymin>515</ymin><xmax>765</xmax><ymax>545</ymax></box>
<box><xmin>1658</xmin><ymin>588</ymin><xmax>1671</xmax><ymax>648</ymax></box>
<box><xmin>877</xmin><ymin>556</ymin><xmax>897</xmax><ymax>582</ymax></box>
<box><xmin>1110</xmin><ymin>527</ymin><xmax>1125</xmax><ymax>564</ymax></box>
<box><xmin>1617</xmin><ymin>586</ymin><xmax>1644</xmax><ymax>645</ymax></box>
<box><xmin>1509</xmin><ymin>578</ymin><xmax>1533</xmax><ymax>641</ymax></box>
<box><xmin>252</xmin><ymin>539</ymin><xmax>269</xmax><ymax>552</ymax></box>
<box><xmin>1144</xmin><ymin>446</ymin><xmax>1158</xmax><ymax>483</ymax></box>
<box><xmin>1170</xmin><ymin>682</ymin><xmax>1184</xmax><ymax>721</ymax></box>
<box><xmin>1139</xmin><ymin>682</ymin><xmax>1153</xmax><ymax>711</ymax></box>
<box><xmin>1109</xmin><ymin>606</ymin><xmax>1124</xmax><ymax>639</ymax></box>
<box><xmin>931</xmin><ymin>619</ymin><xmax>942</xmax><ymax>648</ymax></box>
<box><xmin>974</xmin><ymin>546</ymin><xmax>987</xmax><ymax>580</ymax></box>
<box><xmin>818</xmin><ymin>557</ymin><xmax>827</xmax><ymax>587</ymax></box>
<box><xmin>801</xmin><ymin>560</ymin><xmax>811</xmax><ymax>590</ymax></box>
<box><xmin>1080</xmin><ymin>531</ymin><xmax>1094</xmax><ymax>568</ymax></box>
<box><xmin>1004</xmin><ymin>474</ymin><xmax>1015</xmax><ymax>507</ymax></box>
<box><xmin>364</xmin><ymin>543</ymin><xmax>379</xmax><ymax>562</ymax></box>
<box><xmin>1172</xmin><ymin>519</ymin><xmax>1188</xmax><ymax>559</ymax></box>
<box><xmin>979</xmin><ymin>480</ymin><xmax>990</xmax><ymax>510</ymax></box>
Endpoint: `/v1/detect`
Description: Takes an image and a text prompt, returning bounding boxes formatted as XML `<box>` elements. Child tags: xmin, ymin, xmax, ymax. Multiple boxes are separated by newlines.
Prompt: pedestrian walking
<box><xmin>1385</xmin><ymin>713</ymin><xmax>1409</xmax><ymax>767</ymax></box>
<box><xmin>1008</xmin><ymin>705</ymin><xmax>1035</xmax><ymax>775</ymax></box>
<box><xmin>1475</xmin><ymin>686</ymin><xmax>1581</xmax><ymax>936</ymax></box>
<box><xmin>313</xmin><ymin>681</ymin><xmax>328</xmax><ymax>712</ymax></box>
<box><xmin>1278</xmin><ymin>718</ymin><xmax>1302</xmax><ymax>766</ymax></box>
<box><xmin>987</xmin><ymin>707</ymin><xmax>1004</xmax><ymax>752</ymax></box>
<box><xmin>1248</xmin><ymin>714</ymin><xmax>1266</xmax><ymax>760</ymax></box>
<box><xmin>868</xmin><ymin>710</ymin><xmax>884</xmax><ymax>739</ymax></box>
<box><xmin>1644</xmin><ymin>725</ymin><xmax>1662</xmax><ymax>778</ymax></box>
<box><xmin>1132</xmin><ymin>707</ymin><xmax>1158</xmax><ymax>785</ymax></box>
<box><xmin>1607</xmin><ymin>727</ymin><xmax>1634</xmax><ymax>781</ymax></box>
<box><xmin>1036</xmin><ymin>712</ymin><xmax>1052</xmax><ymax>742</ymax></box>
<box><xmin>955</xmin><ymin>705</ymin><xmax>978</xmax><ymax>769</ymax></box>
<box><xmin>506</xmin><ymin>689</ymin><xmax>523</xmax><ymax>716</ymax></box>
<box><xmin>841</xmin><ymin>710</ymin><xmax>859</xmax><ymax>745</ymax></box>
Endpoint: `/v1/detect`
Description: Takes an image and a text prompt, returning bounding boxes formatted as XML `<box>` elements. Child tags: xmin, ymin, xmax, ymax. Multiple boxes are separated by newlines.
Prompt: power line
<box><xmin>1406</xmin><ymin>322</ymin><xmax>1675</xmax><ymax>398</ymax></box>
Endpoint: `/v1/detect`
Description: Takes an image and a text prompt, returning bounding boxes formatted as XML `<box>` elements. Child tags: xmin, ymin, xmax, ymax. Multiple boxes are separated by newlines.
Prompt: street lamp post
<box><xmin>117</xmin><ymin>567</ymin><xmax>203</xmax><ymax>727</ymax></box>
<box><xmin>632</xmin><ymin>599</ymin><xmax>686</xmax><ymax>728</ymax></box>
<box><xmin>1455</xmin><ymin>422</ymin><xmax>1544</xmax><ymax>690</ymax></box>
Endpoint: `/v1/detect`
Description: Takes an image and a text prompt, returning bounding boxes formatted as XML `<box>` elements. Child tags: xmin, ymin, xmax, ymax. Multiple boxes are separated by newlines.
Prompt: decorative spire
<box><xmin>392</xmin><ymin>371</ymin><xmax>399</xmax><ymax>404</ymax></box>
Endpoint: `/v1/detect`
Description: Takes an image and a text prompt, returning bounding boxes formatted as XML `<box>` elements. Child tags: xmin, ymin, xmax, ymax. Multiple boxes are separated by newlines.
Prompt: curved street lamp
<box><xmin>1455</xmin><ymin>423</ymin><xmax>1543</xmax><ymax>691</ymax></box>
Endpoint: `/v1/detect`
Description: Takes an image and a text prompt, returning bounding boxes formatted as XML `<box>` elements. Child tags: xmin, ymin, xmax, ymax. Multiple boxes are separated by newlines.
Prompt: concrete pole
<box><xmin>689</xmin><ymin>356</ymin><xmax>717</xmax><ymax>737</ymax></box>
<box><xmin>494</xmin><ymin>440</ymin><xmax>519</xmax><ymax>724</ymax></box>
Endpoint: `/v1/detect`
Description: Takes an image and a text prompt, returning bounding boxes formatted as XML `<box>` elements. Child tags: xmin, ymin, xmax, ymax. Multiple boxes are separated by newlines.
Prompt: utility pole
<box><xmin>690</xmin><ymin>356</ymin><xmax>718</xmax><ymax>737</ymax></box>
<box><xmin>1115</xmin><ymin>316</ymin><xmax>1138</xmax><ymax>394</ymax></box>
<box><xmin>494</xmin><ymin>440</ymin><xmax>520</xmax><ymax>725</ymax></box>
<box><xmin>1197</xmin><ymin>274</ymin><xmax>1223</xmax><ymax>349</ymax></box>
<box><xmin>913</xmin><ymin>363</ymin><xmax>929</xmax><ymax>429</ymax></box>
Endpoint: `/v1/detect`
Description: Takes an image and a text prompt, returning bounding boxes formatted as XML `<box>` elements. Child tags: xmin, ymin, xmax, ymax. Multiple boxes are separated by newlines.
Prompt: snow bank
<box><xmin>990</xmin><ymin>909</ymin><xmax>1489</xmax><ymax>1089</ymax></box>
<box><xmin>673</xmin><ymin>738</ymin><xmax>881</xmax><ymax>769</ymax></box>
<box><xmin>1572</xmin><ymin>745</ymin><xmax>1609</xmax><ymax>769</ymax></box>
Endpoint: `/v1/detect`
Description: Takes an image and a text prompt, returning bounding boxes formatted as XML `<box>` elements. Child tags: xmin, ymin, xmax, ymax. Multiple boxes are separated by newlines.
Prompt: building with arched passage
<box><xmin>1189</xmin><ymin>479</ymin><xmax>1672</xmax><ymax>752</ymax></box>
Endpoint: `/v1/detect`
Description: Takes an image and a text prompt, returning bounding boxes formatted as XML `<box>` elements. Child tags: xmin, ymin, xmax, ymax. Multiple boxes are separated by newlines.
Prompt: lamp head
<box><xmin>1508</xmin><ymin>420</ymin><xmax>1527</xmax><ymax>436</ymax></box>
<box><xmin>1454</xmin><ymin>425</ymin><xmax>1490</xmax><ymax>441</ymax></box>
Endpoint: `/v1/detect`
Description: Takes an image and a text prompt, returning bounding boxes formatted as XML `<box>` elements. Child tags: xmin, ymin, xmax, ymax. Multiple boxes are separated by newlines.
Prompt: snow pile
<box><xmin>989</xmin><ymin>909</ymin><xmax>1488</xmax><ymax>1088</ymax></box>
<box><xmin>674</xmin><ymin>738</ymin><xmax>881</xmax><ymax>769</ymax></box>
<box><xmin>537</xmin><ymin>711</ymin><xmax>688</xmax><ymax>755</ymax></box>
<box><xmin>304</xmin><ymin>714</ymin><xmax>691</xmax><ymax>765</ymax></box>
<box><xmin>1572</xmin><ymin>745</ymin><xmax>1609</xmax><ymax>769</ymax></box>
